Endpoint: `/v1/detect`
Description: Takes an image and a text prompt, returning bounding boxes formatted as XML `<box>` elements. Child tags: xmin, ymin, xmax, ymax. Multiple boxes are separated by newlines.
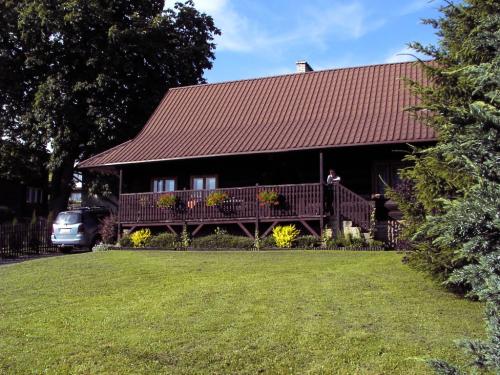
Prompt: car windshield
<box><xmin>55</xmin><ymin>212</ymin><xmax>82</xmax><ymax>225</ymax></box>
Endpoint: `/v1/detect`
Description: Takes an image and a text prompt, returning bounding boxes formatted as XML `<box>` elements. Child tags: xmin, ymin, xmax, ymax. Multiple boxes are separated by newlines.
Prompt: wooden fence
<box><xmin>0</xmin><ymin>219</ymin><xmax>58</xmax><ymax>258</ymax></box>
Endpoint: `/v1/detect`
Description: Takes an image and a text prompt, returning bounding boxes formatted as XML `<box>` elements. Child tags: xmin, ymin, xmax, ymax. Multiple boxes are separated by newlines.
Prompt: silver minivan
<box><xmin>51</xmin><ymin>208</ymin><xmax>109</xmax><ymax>251</ymax></box>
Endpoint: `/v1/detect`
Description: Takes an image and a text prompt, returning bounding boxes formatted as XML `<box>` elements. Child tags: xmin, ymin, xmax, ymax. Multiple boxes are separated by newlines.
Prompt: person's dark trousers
<box><xmin>325</xmin><ymin>185</ymin><xmax>334</xmax><ymax>214</ymax></box>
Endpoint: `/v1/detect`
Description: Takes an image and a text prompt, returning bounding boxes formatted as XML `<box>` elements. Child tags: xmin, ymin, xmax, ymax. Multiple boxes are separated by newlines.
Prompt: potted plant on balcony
<box><xmin>257</xmin><ymin>190</ymin><xmax>280</xmax><ymax>207</ymax></box>
<box><xmin>206</xmin><ymin>191</ymin><xmax>229</xmax><ymax>207</ymax></box>
<box><xmin>157</xmin><ymin>193</ymin><xmax>185</xmax><ymax>213</ymax></box>
<box><xmin>157</xmin><ymin>193</ymin><xmax>177</xmax><ymax>209</ymax></box>
<box><xmin>206</xmin><ymin>191</ymin><xmax>236</xmax><ymax>214</ymax></box>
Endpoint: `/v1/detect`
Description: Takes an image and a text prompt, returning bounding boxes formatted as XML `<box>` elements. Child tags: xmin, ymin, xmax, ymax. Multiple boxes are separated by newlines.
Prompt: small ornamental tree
<box><xmin>98</xmin><ymin>214</ymin><xmax>117</xmax><ymax>244</ymax></box>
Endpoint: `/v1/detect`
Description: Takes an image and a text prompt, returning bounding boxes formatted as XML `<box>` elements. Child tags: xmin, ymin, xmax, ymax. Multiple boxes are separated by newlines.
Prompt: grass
<box><xmin>0</xmin><ymin>251</ymin><xmax>483</xmax><ymax>374</ymax></box>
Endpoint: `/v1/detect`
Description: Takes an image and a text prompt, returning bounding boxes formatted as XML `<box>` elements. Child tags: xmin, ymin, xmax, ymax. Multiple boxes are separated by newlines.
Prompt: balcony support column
<box><xmin>255</xmin><ymin>183</ymin><xmax>260</xmax><ymax>239</ymax></box>
<box><xmin>319</xmin><ymin>152</ymin><xmax>324</xmax><ymax>238</ymax></box>
<box><xmin>117</xmin><ymin>168</ymin><xmax>123</xmax><ymax>240</ymax></box>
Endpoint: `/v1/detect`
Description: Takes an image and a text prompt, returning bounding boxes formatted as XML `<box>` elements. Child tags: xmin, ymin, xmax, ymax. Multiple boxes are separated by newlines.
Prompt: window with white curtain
<box><xmin>152</xmin><ymin>178</ymin><xmax>176</xmax><ymax>192</ymax></box>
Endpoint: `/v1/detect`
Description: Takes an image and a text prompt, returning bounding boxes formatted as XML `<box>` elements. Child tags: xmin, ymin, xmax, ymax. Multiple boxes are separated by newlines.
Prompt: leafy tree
<box><xmin>0</xmin><ymin>0</ymin><xmax>219</xmax><ymax>216</ymax></box>
<box><xmin>388</xmin><ymin>1</ymin><xmax>499</xmax><ymax>372</ymax></box>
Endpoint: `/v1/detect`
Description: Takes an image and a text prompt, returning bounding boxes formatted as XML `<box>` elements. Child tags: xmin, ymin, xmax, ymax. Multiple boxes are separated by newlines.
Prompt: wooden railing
<box><xmin>331</xmin><ymin>183</ymin><xmax>373</xmax><ymax>232</ymax></box>
<box><xmin>119</xmin><ymin>183</ymin><xmax>322</xmax><ymax>224</ymax></box>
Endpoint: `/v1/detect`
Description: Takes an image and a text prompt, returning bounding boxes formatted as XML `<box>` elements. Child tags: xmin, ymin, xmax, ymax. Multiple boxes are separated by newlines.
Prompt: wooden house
<box><xmin>78</xmin><ymin>61</ymin><xmax>434</xmax><ymax>242</ymax></box>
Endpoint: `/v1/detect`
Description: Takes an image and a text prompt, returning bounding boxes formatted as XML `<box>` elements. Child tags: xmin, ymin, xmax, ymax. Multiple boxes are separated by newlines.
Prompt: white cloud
<box><xmin>400</xmin><ymin>0</ymin><xmax>434</xmax><ymax>15</ymax></box>
<box><xmin>384</xmin><ymin>46</ymin><xmax>424</xmax><ymax>63</ymax></box>
<box><xmin>165</xmin><ymin>1</ymin><xmax>385</xmax><ymax>53</ymax></box>
<box><xmin>303</xmin><ymin>3</ymin><xmax>386</xmax><ymax>42</ymax></box>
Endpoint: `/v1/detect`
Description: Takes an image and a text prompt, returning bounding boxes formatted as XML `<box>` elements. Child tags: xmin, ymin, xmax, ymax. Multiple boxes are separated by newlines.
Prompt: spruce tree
<box><xmin>388</xmin><ymin>1</ymin><xmax>499</xmax><ymax>372</ymax></box>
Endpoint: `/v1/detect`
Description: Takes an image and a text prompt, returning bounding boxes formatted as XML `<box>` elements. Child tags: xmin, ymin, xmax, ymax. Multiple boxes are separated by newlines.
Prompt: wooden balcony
<box><xmin>118</xmin><ymin>182</ymin><xmax>373</xmax><ymax>236</ymax></box>
<box><xmin>119</xmin><ymin>183</ymin><xmax>322</xmax><ymax>225</ymax></box>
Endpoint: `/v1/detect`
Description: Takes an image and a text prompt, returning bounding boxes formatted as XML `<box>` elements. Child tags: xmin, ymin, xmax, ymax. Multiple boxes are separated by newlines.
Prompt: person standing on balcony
<box><xmin>326</xmin><ymin>169</ymin><xmax>340</xmax><ymax>213</ymax></box>
<box><xmin>327</xmin><ymin>169</ymin><xmax>341</xmax><ymax>184</ymax></box>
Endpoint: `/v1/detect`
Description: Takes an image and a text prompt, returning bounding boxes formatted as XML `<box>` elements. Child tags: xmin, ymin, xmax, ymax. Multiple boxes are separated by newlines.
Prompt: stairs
<box><xmin>329</xmin><ymin>183</ymin><xmax>373</xmax><ymax>233</ymax></box>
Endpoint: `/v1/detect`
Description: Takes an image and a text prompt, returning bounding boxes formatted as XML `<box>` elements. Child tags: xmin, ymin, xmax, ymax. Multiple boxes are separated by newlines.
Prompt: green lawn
<box><xmin>0</xmin><ymin>251</ymin><xmax>483</xmax><ymax>374</ymax></box>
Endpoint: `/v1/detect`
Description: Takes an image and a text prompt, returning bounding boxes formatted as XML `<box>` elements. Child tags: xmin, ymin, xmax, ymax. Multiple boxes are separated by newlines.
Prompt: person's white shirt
<box><xmin>327</xmin><ymin>174</ymin><xmax>341</xmax><ymax>184</ymax></box>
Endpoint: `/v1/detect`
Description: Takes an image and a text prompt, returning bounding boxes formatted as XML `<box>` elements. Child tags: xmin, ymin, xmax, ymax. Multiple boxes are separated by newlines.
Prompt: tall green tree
<box><xmin>389</xmin><ymin>1</ymin><xmax>499</xmax><ymax>372</ymax></box>
<box><xmin>0</xmin><ymin>0</ymin><xmax>219</xmax><ymax>216</ymax></box>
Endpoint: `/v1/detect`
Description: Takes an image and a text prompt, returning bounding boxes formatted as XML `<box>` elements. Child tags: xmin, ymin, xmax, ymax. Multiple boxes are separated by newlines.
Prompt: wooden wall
<box><xmin>120</xmin><ymin>143</ymin><xmax>423</xmax><ymax>198</ymax></box>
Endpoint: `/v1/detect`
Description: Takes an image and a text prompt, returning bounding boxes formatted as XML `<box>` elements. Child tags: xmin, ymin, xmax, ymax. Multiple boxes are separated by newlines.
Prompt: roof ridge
<box><xmin>171</xmin><ymin>60</ymin><xmax>430</xmax><ymax>92</ymax></box>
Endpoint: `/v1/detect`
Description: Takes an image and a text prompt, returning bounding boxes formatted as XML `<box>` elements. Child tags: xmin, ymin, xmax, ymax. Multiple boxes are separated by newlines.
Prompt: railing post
<box><xmin>255</xmin><ymin>183</ymin><xmax>259</xmax><ymax>238</ymax></box>
<box><xmin>335</xmin><ymin>183</ymin><xmax>341</xmax><ymax>237</ymax></box>
<box><xmin>319</xmin><ymin>152</ymin><xmax>324</xmax><ymax>238</ymax></box>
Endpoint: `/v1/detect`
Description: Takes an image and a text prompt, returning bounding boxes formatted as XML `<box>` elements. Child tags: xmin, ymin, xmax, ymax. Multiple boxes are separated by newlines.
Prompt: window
<box><xmin>191</xmin><ymin>176</ymin><xmax>217</xmax><ymax>190</ymax></box>
<box><xmin>26</xmin><ymin>187</ymin><xmax>43</xmax><ymax>204</ymax></box>
<box><xmin>70</xmin><ymin>192</ymin><xmax>82</xmax><ymax>203</ymax></box>
<box><xmin>372</xmin><ymin>162</ymin><xmax>405</xmax><ymax>194</ymax></box>
<box><xmin>152</xmin><ymin>178</ymin><xmax>176</xmax><ymax>192</ymax></box>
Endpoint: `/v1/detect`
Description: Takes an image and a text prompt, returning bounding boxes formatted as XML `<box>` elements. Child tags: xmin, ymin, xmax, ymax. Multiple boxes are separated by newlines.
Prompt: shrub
<box><xmin>349</xmin><ymin>236</ymin><xmax>367</xmax><ymax>248</ymax></box>
<box><xmin>321</xmin><ymin>227</ymin><xmax>333</xmax><ymax>248</ymax></box>
<box><xmin>253</xmin><ymin>228</ymin><xmax>261</xmax><ymax>251</ymax></box>
<box><xmin>367</xmin><ymin>239</ymin><xmax>385</xmax><ymax>248</ymax></box>
<box><xmin>92</xmin><ymin>243</ymin><xmax>111</xmax><ymax>252</ymax></box>
<box><xmin>98</xmin><ymin>214</ymin><xmax>117</xmax><ymax>244</ymax></box>
<box><xmin>257</xmin><ymin>190</ymin><xmax>279</xmax><ymax>206</ymax></box>
<box><xmin>180</xmin><ymin>223</ymin><xmax>190</xmax><ymax>249</ymax></box>
<box><xmin>119</xmin><ymin>233</ymin><xmax>133</xmax><ymax>247</ymax></box>
<box><xmin>191</xmin><ymin>234</ymin><xmax>254</xmax><ymax>250</ymax></box>
<box><xmin>295</xmin><ymin>235</ymin><xmax>320</xmax><ymax>249</ymax></box>
<box><xmin>156</xmin><ymin>194</ymin><xmax>177</xmax><ymax>209</ymax></box>
<box><xmin>205</xmin><ymin>191</ymin><xmax>229</xmax><ymax>207</ymax></box>
<box><xmin>272</xmin><ymin>225</ymin><xmax>300</xmax><ymax>248</ymax></box>
<box><xmin>261</xmin><ymin>236</ymin><xmax>276</xmax><ymax>248</ymax></box>
<box><xmin>148</xmin><ymin>232</ymin><xmax>178</xmax><ymax>249</ymax></box>
<box><xmin>130</xmin><ymin>228</ymin><xmax>151</xmax><ymax>248</ymax></box>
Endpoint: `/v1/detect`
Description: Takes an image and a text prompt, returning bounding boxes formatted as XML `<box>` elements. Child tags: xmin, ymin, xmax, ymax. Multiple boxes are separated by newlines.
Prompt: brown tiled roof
<box><xmin>79</xmin><ymin>61</ymin><xmax>435</xmax><ymax>168</ymax></box>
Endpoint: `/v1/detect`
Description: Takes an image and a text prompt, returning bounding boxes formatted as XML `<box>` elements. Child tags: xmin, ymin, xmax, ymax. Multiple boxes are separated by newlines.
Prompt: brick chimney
<box><xmin>296</xmin><ymin>60</ymin><xmax>313</xmax><ymax>73</ymax></box>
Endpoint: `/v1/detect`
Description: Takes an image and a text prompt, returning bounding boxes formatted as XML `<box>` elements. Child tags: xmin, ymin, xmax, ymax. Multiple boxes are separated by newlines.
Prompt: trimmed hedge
<box><xmin>295</xmin><ymin>235</ymin><xmax>321</xmax><ymax>249</ymax></box>
<box><xmin>148</xmin><ymin>232</ymin><xmax>178</xmax><ymax>249</ymax></box>
<box><xmin>191</xmin><ymin>234</ymin><xmax>254</xmax><ymax>250</ymax></box>
<box><xmin>117</xmin><ymin>231</ymin><xmax>386</xmax><ymax>251</ymax></box>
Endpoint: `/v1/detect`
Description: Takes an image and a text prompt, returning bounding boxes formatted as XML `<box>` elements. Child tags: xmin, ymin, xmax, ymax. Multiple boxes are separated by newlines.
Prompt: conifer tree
<box><xmin>389</xmin><ymin>1</ymin><xmax>499</xmax><ymax>372</ymax></box>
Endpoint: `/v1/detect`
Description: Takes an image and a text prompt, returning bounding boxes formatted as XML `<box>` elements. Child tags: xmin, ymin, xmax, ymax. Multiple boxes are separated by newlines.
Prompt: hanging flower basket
<box><xmin>157</xmin><ymin>194</ymin><xmax>178</xmax><ymax>209</ymax></box>
<box><xmin>206</xmin><ymin>191</ymin><xmax>239</xmax><ymax>214</ymax></box>
<box><xmin>257</xmin><ymin>190</ymin><xmax>280</xmax><ymax>207</ymax></box>
<box><xmin>157</xmin><ymin>194</ymin><xmax>186</xmax><ymax>213</ymax></box>
<box><xmin>205</xmin><ymin>191</ymin><xmax>230</xmax><ymax>207</ymax></box>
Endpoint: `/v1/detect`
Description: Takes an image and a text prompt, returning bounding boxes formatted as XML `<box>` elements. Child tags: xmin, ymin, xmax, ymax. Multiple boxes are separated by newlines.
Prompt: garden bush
<box><xmin>148</xmin><ymin>232</ymin><xmax>178</xmax><ymax>249</ymax></box>
<box><xmin>92</xmin><ymin>243</ymin><xmax>111</xmax><ymax>252</ymax></box>
<box><xmin>98</xmin><ymin>214</ymin><xmax>117</xmax><ymax>244</ymax></box>
<box><xmin>130</xmin><ymin>228</ymin><xmax>151</xmax><ymax>248</ymax></box>
<box><xmin>191</xmin><ymin>233</ymin><xmax>254</xmax><ymax>250</ymax></box>
<box><xmin>295</xmin><ymin>235</ymin><xmax>320</xmax><ymax>248</ymax></box>
<box><xmin>118</xmin><ymin>233</ymin><xmax>133</xmax><ymax>247</ymax></box>
<box><xmin>272</xmin><ymin>224</ymin><xmax>300</xmax><ymax>248</ymax></box>
<box><xmin>261</xmin><ymin>236</ymin><xmax>276</xmax><ymax>248</ymax></box>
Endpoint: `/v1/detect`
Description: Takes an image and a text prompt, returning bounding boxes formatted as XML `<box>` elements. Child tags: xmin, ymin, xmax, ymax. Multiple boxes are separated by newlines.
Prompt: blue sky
<box><xmin>166</xmin><ymin>0</ymin><xmax>442</xmax><ymax>83</ymax></box>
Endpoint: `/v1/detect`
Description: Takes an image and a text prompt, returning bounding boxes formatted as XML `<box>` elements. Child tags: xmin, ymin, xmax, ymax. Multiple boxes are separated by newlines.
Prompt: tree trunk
<box><xmin>48</xmin><ymin>156</ymin><xmax>76</xmax><ymax>220</ymax></box>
